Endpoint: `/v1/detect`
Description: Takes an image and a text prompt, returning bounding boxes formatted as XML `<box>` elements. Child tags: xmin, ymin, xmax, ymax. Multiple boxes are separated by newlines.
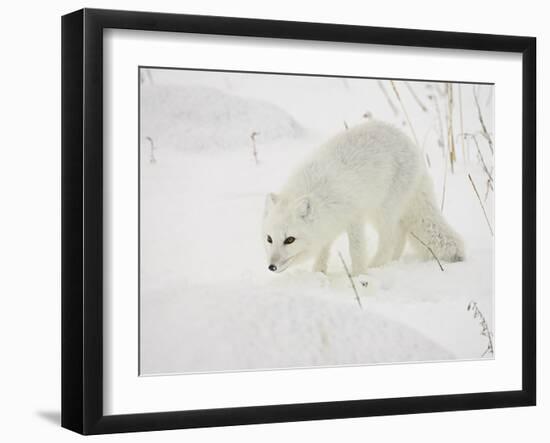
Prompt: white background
<box><xmin>0</xmin><ymin>0</ymin><xmax>545</xmax><ymax>441</ymax></box>
<box><xmin>105</xmin><ymin>30</ymin><xmax>519</xmax><ymax>414</ymax></box>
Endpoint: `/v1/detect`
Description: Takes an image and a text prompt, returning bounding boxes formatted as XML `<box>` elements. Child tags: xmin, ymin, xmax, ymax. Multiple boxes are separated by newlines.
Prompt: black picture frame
<box><xmin>62</xmin><ymin>8</ymin><xmax>536</xmax><ymax>435</ymax></box>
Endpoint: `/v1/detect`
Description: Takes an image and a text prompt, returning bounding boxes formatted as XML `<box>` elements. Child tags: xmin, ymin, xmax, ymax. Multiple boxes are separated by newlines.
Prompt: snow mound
<box><xmin>140</xmin><ymin>149</ymin><xmax>492</xmax><ymax>375</ymax></box>
<box><xmin>140</xmin><ymin>283</ymin><xmax>453</xmax><ymax>375</ymax></box>
<box><xmin>140</xmin><ymin>84</ymin><xmax>304</xmax><ymax>152</ymax></box>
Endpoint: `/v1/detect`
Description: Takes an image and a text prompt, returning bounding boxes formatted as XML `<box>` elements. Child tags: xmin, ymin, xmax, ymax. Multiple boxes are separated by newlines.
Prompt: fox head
<box><xmin>262</xmin><ymin>192</ymin><xmax>318</xmax><ymax>273</ymax></box>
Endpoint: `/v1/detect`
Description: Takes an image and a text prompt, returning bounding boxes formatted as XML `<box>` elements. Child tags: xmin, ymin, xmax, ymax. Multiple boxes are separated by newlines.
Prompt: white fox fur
<box><xmin>262</xmin><ymin>120</ymin><xmax>464</xmax><ymax>275</ymax></box>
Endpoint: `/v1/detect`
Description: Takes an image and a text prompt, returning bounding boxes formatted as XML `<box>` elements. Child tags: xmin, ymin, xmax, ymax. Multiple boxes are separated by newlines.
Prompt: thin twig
<box><xmin>468</xmin><ymin>173</ymin><xmax>494</xmax><ymax>236</ymax></box>
<box><xmin>145</xmin><ymin>136</ymin><xmax>156</xmax><ymax>164</ymax></box>
<box><xmin>250</xmin><ymin>131</ymin><xmax>260</xmax><ymax>165</ymax></box>
<box><xmin>465</xmin><ymin>134</ymin><xmax>494</xmax><ymax>190</ymax></box>
<box><xmin>404</xmin><ymin>82</ymin><xmax>428</xmax><ymax>112</ymax></box>
<box><xmin>390</xmin><ymin>80</ymin><xmax>419</xmax><ymax>146</ymax></box>
<box><xmin>473</xmin><ymin>87</ymin><xmax>494</xmax><ymax>154</ymax></box>
<box><xmin>377</xmin><ymin>80</ymin><xmax>399</xmax><ymax>116</ymax></box>
<box><xmin>410</xmin><ymin>232</ymin><xmax>445</xmax><ymax>272</ymax></box>
<box><xmin>338</xmin><ymin>252</ymin><xmax>363</xmax><ymax>309</ymax></box>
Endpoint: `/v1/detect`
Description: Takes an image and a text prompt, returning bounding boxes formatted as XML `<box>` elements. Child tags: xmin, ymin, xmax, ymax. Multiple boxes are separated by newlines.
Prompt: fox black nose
<box><xmin>268</xmin><ymin>264</ymin><xmax>277</xmax><ymax>272</ymax></box>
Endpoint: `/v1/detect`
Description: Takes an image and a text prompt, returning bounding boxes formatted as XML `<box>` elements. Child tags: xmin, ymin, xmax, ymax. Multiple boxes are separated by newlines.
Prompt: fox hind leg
<box><xmin>392</xmin><ymin>222</ymin><xmax>408</xmax><ymax>261</ymax></box>
<box><xmin>347</xmin><ymin>222</ymin><xmax>368</xmax><ymax>275</ymax></box>
<box><xmin>371</xmin><ymin>213</ymin><xmax>399</xmax><ymax>268</ymax></box>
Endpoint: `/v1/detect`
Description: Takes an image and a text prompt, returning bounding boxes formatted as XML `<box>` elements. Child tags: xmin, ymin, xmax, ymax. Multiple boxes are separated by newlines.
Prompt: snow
<box><xmin>139</xmin><ymin>68</ymin><xmax>495</xmax><ymax>375</ymax></box>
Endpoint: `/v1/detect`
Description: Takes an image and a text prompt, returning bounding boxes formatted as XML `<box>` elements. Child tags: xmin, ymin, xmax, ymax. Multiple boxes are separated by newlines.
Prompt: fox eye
<box><xmin>284</xmin><ymin>236</ymin><xmax>296</xmax><ymax>245</ymax></box>
<box><xmin>267</xmin><ymin>235</ymin><xmax>273</xmax><ymax>244</ymax></box>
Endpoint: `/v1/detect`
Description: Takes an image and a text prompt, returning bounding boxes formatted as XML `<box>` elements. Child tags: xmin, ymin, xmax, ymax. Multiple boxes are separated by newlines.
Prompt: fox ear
<box><xmin>264</xmin><ymin>193</ymin><xmax>278</xmax><ymax>216</ymax></box>
<box><xmin>296</xmin><ymin>197</ymin><xmax>313</xmax><ymax>221</ymax></box>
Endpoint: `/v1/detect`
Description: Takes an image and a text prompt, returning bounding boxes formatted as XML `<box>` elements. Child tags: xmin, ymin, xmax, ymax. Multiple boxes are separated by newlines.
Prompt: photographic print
<box><xmin>139</xmin><ymin>67</ymin><xmax>495</xmax><ymax>376</ymax></box>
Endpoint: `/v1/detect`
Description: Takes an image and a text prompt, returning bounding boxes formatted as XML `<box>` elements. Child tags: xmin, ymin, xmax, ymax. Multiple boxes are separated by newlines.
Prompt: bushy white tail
<box><xmin>403</xmin><ymin>174</ymin><xmax>465</xmax><ymax>262</ymax></box>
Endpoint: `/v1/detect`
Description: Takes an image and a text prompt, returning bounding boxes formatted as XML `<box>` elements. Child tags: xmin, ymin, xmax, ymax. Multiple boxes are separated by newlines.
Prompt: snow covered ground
<box><xmin>139</xmin><ymin>68</ymin><xmax>495</xmax><ymax>375</ymax></box>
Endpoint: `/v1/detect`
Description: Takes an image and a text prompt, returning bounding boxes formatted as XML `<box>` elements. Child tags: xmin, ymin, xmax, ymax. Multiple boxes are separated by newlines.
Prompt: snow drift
<box><xmin>140</xmin><ymin>84</ymin><xmax>304</xmax><ymax>152</ymax></box>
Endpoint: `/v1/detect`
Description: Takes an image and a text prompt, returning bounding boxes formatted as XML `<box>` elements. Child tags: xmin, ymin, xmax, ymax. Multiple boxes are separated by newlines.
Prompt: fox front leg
<box><xmin>312</xmin><ymin>243</ymin><xmax>332</xmax><ymax>273</ymax></box>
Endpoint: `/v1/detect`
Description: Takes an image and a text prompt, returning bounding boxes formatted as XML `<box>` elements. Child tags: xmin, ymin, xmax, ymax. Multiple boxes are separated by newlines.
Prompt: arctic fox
<box><xmin>262</xmin><ymin>120</ymin><xmax>464</xmax><ymax>275</ymax></box>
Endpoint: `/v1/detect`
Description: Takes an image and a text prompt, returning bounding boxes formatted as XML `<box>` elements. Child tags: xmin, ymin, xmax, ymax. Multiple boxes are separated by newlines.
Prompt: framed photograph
<box><xmin>62</xmin><ymin>8</ymin><xmax>536</xmax><ymax>435</ymax></box>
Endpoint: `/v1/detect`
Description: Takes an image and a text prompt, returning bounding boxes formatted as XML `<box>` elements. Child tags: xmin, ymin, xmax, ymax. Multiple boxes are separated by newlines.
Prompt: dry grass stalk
<box><xmin>468</xmin><ymin>173</ymin><xmax>494</xmax><ymax>236</ymax></box>
<box><xmin>484</xmin><ymin>179</ymin><xmax>492</xmax><ymax>202</ymax></box>
<box><xmin>446</xmin><ymin>83</ymin><xmax>457</xmax><ymax>174</ymax></box>
<box><xmin>420</xmin><ymin>127</ymin><xmax>434</xmax><ymax>169</ymax></box>
<box><xmin>390</xmin><ymin>80</ymin><xmax>419</xmax><ymax>147</ymax></box>
<box><xmin>473</xmin><ymin>87</ymin><xmax>494</xmax><ymax>154</ymax></box>
<box><xmin>441</xmin><ymin>156</ymin><xmax>448</xmax><ymax>212</ymax></box>
<box><xmin>410</xmin><ymin>232</ymin><xmax>445</xmax><ymax>272</ymax></box>
<box><xmin>427</xmin><ymin>89</ymin><xmax>448</xmax><ymax>211</ymax></box>
<box><xmin>467</xmin><ymin>134</ymin><xmax>494</xmax><ymax>190</ymax></box>
<box><xmin>338</xmin><ymin>252</ymin><xmax>363</xmax><ymax>309</ymax></box>
<box><xmin>428</xmin><ymin>92</ymin><xmax>445</xmax><ymax>155</ymax></box>
<box><xmin>363</xmin><ymin>111</ymin><xmax>373</xmax><ymax>120</ymax></box>
<box><xmin>145</xmin><ymin>136</ymin><xmax>156</xmax><ymax>164</ymax></box>
<box><xmin>140</xmin><ymin>69</ymin><xmax>154</xmax><ymax>85</ymax></box>
<box><xmin>436</xmin><ymin>83</ymin><xmax>447</xmax><ymax>97</ymax></box>
<box><xmin>250</xmin><ymin>131</ymin><xmax>260</xmax><ymax>165</ymax></box>
<box><xmin>405</xmin><ymin>82</ymin><xmax>428</xmax><ymax>112</ymax></box>
<box><xmin>458</xmin><ymin>84</ymin><xmax>466</xmax><ymax>165</ymax></box>
<box><xmin>377</xmin><ymin>80</ymin><xmax>399</xmax><ymax>116</ymax></box>
<box><xmin>467</xmin><ymin>301</ymin><xmax>494</xmax><ymax>357</ymax></box>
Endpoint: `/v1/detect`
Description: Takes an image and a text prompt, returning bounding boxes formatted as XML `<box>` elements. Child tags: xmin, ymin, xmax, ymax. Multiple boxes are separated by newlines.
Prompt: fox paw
<box><xmin>312</xmin><ymin>271</ymin><xmax>330</xmax><ymax>287</ymax></box>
